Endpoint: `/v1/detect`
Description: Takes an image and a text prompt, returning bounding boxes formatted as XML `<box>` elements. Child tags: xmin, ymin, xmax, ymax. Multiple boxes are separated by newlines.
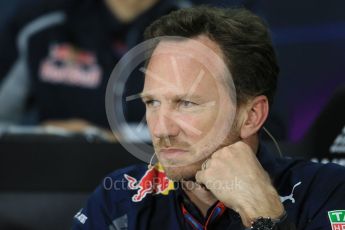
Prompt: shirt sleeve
<box><xmin>71</xmin><ymin>185</ymin><xmax>115</xmax><ymax>230</ymax></box>
<box><xmin>303</xmin><ymin>167</ymin><xmax>345</xmax><ymax>229</ymax></box>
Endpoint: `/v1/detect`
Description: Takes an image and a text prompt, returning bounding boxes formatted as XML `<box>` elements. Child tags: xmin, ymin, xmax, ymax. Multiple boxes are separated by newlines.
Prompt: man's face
<box><xmin>142</xmin><ymin>36</ymin><xmax>238</xmax><ymax>181</ymax></box>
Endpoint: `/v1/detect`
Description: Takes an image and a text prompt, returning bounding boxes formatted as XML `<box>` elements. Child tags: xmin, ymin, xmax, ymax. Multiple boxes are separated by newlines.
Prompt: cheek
<box><xmin>145</xmin><ymin>111</ymin><xmax>156</xmax><ymax>132</ymax></box>
<box><xmin>175</xmin><ymin>110</ymin><xmax>218</xmax><ymax>139</ymax></box>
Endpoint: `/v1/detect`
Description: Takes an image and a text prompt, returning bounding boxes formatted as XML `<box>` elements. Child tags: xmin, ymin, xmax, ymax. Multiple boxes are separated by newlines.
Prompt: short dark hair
<box><xmin>144</xmin><ymin>6</ymin><xmax>279</xmax><ymax>106</ymax></box>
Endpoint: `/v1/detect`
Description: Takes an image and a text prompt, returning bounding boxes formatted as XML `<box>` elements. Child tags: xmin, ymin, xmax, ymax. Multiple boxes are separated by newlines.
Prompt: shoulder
<box><xmin>277</xmin><ymin>158</ymin><xmax>345</xmax><ymax>228</ymax></box>
<box><xmin>304</xmin><ymin>162</ymin><xmax>345</xmax><ymax>202</ymax></box>
<box><xmin>288</xmin><ymin>159</ymin><xmax>345</xmax><ymax>191</ymax></box>
<box><xmin>300</xmin><ymin>162</ymin><xmax>345</xmax><ymax>228</ymax></box>
<box><xmin>278</xmin><ymin>157</ymin><xmax>345</xmax><ymax>197</ymax></box>
<box><xmin>72</xmin><ymin>164</ymin><xmax>149</xmax><ymax>228</ymax></box>
<box><xmin>2</xmin><ymin>0</ymin><xmax>77</xmax><ymax>36</ymax></box>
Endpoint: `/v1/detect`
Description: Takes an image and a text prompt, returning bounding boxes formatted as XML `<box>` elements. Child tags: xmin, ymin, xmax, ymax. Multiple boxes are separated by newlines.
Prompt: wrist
<box><xmin>235</xmin><ymin>196</ymin><xmax>284</xmax><ymax>227</ymax></box>
<box><xmin>247</xmin><ymin>210</ymin><xmax>290</xmax><ymax>230</ymax></box>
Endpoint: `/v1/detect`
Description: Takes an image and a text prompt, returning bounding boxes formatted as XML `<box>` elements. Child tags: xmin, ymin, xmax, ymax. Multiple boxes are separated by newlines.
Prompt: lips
<box><xmin>159</xmin><ymin>148</ymin><xmax>188</xmax><ymax>158</ymax></box>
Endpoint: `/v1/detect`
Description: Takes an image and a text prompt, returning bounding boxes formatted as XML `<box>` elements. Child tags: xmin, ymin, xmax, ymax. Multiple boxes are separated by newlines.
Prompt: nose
<box><xmin>151</xmin><ymin>107</ymin><xmax>180</xmax><ymax>140</ymax></box>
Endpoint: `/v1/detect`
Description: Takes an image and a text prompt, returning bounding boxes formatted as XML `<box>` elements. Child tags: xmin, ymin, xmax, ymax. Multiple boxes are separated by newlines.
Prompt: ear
<box><xmin>239</xmin><ymin>95</ymin><xmax>269</xmax><ymax>139</ymax></box>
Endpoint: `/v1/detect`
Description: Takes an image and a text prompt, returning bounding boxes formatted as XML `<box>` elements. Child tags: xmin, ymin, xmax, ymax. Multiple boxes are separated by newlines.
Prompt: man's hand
<box><xmin>195</xmin><ymin>141</ymin><xmax>284</xmax><ymax>227</ymax></box>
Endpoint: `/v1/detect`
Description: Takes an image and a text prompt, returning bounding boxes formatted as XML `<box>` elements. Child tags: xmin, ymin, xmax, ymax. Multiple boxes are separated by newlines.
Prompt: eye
<box><xmin>180</xmin><ymin>100</ymin><xmax>197</xmax><ymax>108</ymax></box>
<box><xmin>144</xmin><ymin>100</ymin><xmax>160</xmax><ymax>108</ymax></box>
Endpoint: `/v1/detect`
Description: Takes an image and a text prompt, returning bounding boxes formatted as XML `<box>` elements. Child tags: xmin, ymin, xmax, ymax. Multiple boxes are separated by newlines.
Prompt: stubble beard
<box><xmin>157</xmin><ymin>126</ymin><xmax>240</xmax><ymax>182</ymax></box>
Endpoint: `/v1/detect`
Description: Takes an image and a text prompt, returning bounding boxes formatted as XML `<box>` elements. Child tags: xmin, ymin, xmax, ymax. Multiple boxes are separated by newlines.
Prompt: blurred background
<box><xmin>0</xmin><ymin>0</ymin><xmax>344</xmax><ymax>229</ymax></box>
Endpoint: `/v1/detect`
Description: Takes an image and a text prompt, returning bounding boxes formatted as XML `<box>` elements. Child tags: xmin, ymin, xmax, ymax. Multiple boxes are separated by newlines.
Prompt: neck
<box><xmin>242</xmin><ymin>134</ymin><xmax>259</xmax><ymax>155</ymax></box>
<box><xmin>181</xmin><ymin>180</ymin><xmax>218</xmax><ymax>217</ymax></box>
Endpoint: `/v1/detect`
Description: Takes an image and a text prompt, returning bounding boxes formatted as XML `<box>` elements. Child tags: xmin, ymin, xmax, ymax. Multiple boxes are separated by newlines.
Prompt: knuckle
<box><xmin>206</xmin><ymin>158</ymin><xmax>213</xmax><ymax>168</ymax></box>
<box><xmin>211</xmin><ymin>150</ymin><xmax>221</xmax><ymax>159</ymax></box>
<box><xmin>195</xmin><ymin>171</ymin><xmax>203</xmax><ymax>182</ymax></box>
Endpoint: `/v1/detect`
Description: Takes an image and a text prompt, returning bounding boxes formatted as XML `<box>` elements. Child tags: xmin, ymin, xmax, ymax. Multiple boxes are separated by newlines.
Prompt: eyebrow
<box><xmin>139</xmin><ymin>92</ymin><xmax>151</xmax><ymax>99</ymax></box>
<box><xmin>139</xmin><ymin>92</ymin><xmax>204</xmax><ymax>102</ymax></box>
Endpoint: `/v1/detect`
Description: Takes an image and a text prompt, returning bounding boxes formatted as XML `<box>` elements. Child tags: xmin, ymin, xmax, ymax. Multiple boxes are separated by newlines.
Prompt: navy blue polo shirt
<box><xmin>72</xmin><ymin>145</ymin><xmax>345</xmax><ymax>229</ymax></box>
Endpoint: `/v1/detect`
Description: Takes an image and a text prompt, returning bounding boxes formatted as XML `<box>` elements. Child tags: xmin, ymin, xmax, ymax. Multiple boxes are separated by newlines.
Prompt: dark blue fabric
<box><xmin>0</xmin><ymin>0</ymin><xmax>183</xmax><ymax>126</ymax></box>
<box><xmin>72</xmin><ymin>145</ymin><xmax>345</xmax><ymax>229</ymax></box>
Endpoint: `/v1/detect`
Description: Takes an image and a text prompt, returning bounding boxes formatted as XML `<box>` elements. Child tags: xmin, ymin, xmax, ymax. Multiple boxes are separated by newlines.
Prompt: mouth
<box><xmin>159</xmin><ymin>148</ymin><xmax>188</xmax><ymax>159</ymax></box>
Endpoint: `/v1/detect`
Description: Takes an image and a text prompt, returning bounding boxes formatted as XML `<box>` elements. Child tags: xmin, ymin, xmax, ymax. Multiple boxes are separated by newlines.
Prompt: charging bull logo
<box><xmin>40</xmin><ymin>43</ymin><xmax>102</xmax><ymax>88</ymax></box>
<box><xmin>124</xmin><ymin>163</ymin><xmax>175</xmax><ymax>202</ymax></box>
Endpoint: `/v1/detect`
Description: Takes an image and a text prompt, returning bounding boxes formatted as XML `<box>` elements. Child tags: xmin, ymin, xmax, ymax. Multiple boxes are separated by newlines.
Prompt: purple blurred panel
<box><xmin>289</xmin><ymin>76</ymin><xmax>345</xmax><ymax>142</ymax></box>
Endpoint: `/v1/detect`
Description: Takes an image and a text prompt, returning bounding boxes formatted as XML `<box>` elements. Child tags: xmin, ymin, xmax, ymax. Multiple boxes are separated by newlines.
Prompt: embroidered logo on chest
<box><xmin>124</xmin><ymin>164</ymin><xmax>175</xmax><ymax>202</ymax></box>
<box><xmin>40</xmin><ymin>43</ymin><xmax>102</xmax><ymax>88</ymax></box>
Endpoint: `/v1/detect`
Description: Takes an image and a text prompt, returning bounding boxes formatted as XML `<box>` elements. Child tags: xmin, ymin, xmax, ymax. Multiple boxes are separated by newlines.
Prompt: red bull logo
<box><xmin>124</xmin><ymin>163</ymin><xmax>175</xmax><ymax>202</ymax></box>
<box><xmin>40</xmin><ymin>43</ymin><xmax>102</xmax><ymax>88</ymax></box>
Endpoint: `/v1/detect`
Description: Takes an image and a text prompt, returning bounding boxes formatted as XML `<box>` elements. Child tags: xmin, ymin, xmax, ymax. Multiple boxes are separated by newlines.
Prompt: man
<box><xmin>72</xmin><ymin>6</ymin><xmax>345</xmax><ymax>230</ymax></box>
<box><xmin>0</xmin><ymin>0</ymin><xmax>187</xmax><ymax>128</ymax></box>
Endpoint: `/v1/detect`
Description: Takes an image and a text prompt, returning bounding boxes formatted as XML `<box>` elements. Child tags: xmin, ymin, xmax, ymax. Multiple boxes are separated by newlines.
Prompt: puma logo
<box><xmin>280</xmin><ymin>181</ymin><xmax>302</xmax><ymax>204</ymax></box>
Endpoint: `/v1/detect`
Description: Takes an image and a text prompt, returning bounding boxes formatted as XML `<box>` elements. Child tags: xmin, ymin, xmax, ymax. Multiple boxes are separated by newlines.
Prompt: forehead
<box><xmin>143</xmin><ymin>36</ymin><xmax>229</xmax><ymax>97</ymax></box>
<box><xmin>149</xmin><ymin>35</ymin><xmax>225</xmax><ymax>73</ymax></box>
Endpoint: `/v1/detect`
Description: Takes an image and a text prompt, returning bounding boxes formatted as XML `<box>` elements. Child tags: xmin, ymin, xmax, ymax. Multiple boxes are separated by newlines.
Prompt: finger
<box><xmin>202</xmin><ymin>158</ymin><xmax>212</xmax><ymax>170</ymax></box>
<box><xmin>195</xmin><ymin>170</ymin><xmax>212</xmax><ymax>191</ymax></box>
<box><xmin>195</xmin><ymin>170</ymin><xmax>206</xmax><ymax>185</ymax></box>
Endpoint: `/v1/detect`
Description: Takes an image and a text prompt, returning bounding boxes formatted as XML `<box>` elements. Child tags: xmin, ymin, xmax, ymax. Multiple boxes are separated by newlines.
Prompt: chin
<box><xmin>161</xmin><ymin>159</ymin><xmax>204</xmax><ymax>182</ymax></box>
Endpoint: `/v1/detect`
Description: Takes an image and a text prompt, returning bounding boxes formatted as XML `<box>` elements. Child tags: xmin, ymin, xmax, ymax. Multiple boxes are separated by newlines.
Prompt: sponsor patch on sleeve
<box><xmin>328</xmin><ymin>210</ymin><xmax>345</xmax><ymax>230</ymax></box>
